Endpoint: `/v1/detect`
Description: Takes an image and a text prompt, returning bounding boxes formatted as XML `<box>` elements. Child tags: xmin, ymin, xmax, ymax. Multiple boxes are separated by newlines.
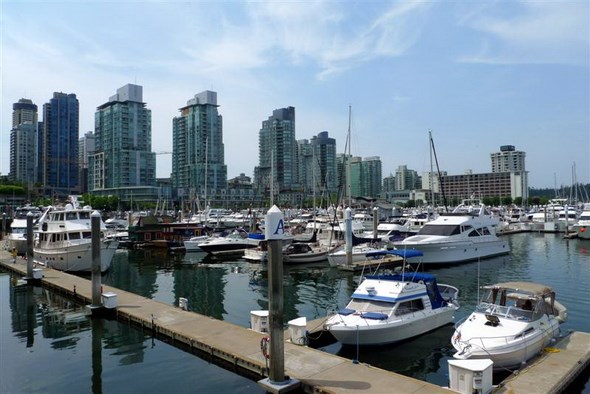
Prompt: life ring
<box><xmin>260</xmin><ymin>336</ymin><xmax>270</xmax><ymax>359</ymax></box>
<box><xmin>418</xmin><ymin>280</ymin><xmax>424</xmax><ymax>285</ymax></box>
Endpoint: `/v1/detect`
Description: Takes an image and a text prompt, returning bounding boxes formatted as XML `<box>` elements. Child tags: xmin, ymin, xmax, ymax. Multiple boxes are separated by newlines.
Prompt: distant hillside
<box><xmin>529</xmin><ymin>183</ymin><xmax>589</xmax><ymax>201</ymax></box>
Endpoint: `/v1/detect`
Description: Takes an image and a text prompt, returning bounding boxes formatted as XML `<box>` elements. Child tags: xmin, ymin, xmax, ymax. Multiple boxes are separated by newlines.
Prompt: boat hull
<box><xmin>328</xmin><ymin>307</ymin><xmax>456</xmax><ymax>346</ymax></box>
<box><xmin>573</xmin><ymin>224</ymin><xmax>590</xmax><ymax>239</ymax></box>
<box><xmin>397</xmin><ymin>239</ymin><xmax>510</xmax><ymax>264</ymax></box>
<box><xmin>34</xmin><ymin>240</ymin><xmax>119</xmax><ymax>273</ymax></box>
<box><xmin>452</xmin><ymin>319</ymin><xmax>560</xmax><ymax>369</ymax></box>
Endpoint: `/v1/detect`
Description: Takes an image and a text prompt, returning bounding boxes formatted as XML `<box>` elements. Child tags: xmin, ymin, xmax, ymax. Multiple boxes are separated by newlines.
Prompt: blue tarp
<box><xmin>365</xmin><ymin>249</ymin><xmax>424</xmax><ymax>259</ymax></box>
<box><xmin>360</xmin><ymin>312</ymin><xmax>388</xmax><ymax>320</ymax></box>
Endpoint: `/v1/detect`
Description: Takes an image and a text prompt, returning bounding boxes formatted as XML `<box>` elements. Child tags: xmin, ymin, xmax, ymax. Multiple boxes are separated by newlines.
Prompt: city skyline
<box><xmin>2</xmin><ymin>1</ymin><xmax>588</xmax><ymax>189</ymax></box>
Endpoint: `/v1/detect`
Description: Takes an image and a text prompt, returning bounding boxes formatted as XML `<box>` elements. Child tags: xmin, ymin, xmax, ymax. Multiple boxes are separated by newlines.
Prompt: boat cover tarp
<box><xmin>338</xmin><ymin>308</ymin><xmax>356</xmax><ymax>316</ymax></box>
<box><xmin>483</xmin><ymin>282</ymin><xmax>553</xmax><ymax>296</ymax></box>
<box><xmin>361</xmin><ymin>312</ymin><xmax>388</xmax><ymax>320</ymax></box>
<box><xmin>365</xmin><ymin>272</ymin><xmax>447</xmax><ymax>309</ymax></box>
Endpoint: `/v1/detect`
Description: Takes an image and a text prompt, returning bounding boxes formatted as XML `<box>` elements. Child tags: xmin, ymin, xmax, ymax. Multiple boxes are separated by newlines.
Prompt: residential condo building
<box><xmin>9</xmin><ymin>99</ymin><xmax>38</xmax><ymax>185</ymax></box>
<box><xmin>172</xmin><ymin>90</ymin><xmax>227</xmax><ymax>208</ymax></box>
<box><xmin>89</xmin><ymin>84</ymin><xmax>157</xmax><ymax>203</ymax></box>
<box><xmin>39</xmin><ymin>92</ymin><xmax>79</xmax><ymax>197</ymax></box>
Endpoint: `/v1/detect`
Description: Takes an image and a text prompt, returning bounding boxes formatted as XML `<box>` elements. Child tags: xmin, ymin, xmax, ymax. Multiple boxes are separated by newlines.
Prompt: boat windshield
<box><xmin>475</xmin><ymin>303</ymin><xmax>534</xmax><ymax>322</ymax></box>
<box><xmin>418</xmin><ymin>224</ymin><xmax>461</xmax><ymax>236</ymax></box>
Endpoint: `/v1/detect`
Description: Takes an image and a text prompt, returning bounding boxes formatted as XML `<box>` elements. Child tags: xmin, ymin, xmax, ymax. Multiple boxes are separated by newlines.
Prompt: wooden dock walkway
<box><xmin>1</xmin><ymin>251</ymin><xmax>588</xmax><ymax>393</ymax></box>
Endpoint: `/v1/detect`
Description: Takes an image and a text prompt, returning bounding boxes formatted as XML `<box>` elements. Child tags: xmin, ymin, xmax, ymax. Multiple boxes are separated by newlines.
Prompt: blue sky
<box><xmin>2</xmin><ymin>1</ymin><xmax>588</xmax><ymax>189</ymax></box>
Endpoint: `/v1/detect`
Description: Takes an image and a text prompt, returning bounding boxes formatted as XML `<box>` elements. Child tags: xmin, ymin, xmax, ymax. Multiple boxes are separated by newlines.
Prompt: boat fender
<box><xmin>260</xmin><ymin>336</ymin><xmax>270</xmax><ymax>359</ymax></box>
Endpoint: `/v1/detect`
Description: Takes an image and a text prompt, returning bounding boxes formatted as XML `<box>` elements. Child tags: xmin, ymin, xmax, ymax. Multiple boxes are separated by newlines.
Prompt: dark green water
<box><xmin>1</xmin><ymin>232</ymin><xmax>589</xmax><ymax>393</ymax></box>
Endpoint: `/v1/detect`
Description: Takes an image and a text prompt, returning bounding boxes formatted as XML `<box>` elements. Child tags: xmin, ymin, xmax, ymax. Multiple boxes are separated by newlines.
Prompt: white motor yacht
<box><xmin>451</xmin><ymin>282</ymin><xmax>567</xmax><ymax>370</ymax></box>
<box><xmin>34</xmin><ymin>201</ymin><xmax>119</xmax><ymax>273</ymax></box>
<box><xmin>393</xmin><ymin>198</ymin><xmax>510</xmax><ymax>264</ymax></box>
<box><xmin>325</xmin><ymin>250</ymin><xmax>460</xmax><ymax>346</ymax></box>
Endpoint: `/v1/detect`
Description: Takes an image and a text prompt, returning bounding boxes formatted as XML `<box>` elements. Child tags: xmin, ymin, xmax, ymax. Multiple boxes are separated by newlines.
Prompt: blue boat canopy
<box><xmin>365</xmin><ymin>249</ymin><xmax>423</xmax><ymax>259</ymax></box>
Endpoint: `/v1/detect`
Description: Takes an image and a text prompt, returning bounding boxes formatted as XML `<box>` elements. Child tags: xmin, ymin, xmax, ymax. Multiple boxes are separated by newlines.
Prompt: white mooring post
<box><xmin>345</xmin><ymin>207</ymin><xmax>353</xmax><ymax>267</ymax></box>
<box><xmin>91</xmin><ymin>211</ymin><xmax>102</xmax><ymax>308</ymax></box>
<box><xmin>258</xmin><ymin>205</ymin><xmax>300</xmax><ymax>393</ymax></box>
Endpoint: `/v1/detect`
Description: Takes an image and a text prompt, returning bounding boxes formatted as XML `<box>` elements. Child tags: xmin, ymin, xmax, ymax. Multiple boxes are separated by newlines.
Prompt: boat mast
<box><xmin>204</xmin><ymin>134</ymin><xmax>208</xmax><ymax>209</ymax></box>
<box><xmin>430</xmin><ymin>132</ymin><xmax>448</xmax><ymax>212</ymax></box>
<box><xmin>428</xmin><ymin>129</ymin><xmax>435</xmax><ymax>209</ymax></box>
<box><xmin>346</xmin><ymin>105</ymin><xmax>352</xmax><ymax>208</ymax></box>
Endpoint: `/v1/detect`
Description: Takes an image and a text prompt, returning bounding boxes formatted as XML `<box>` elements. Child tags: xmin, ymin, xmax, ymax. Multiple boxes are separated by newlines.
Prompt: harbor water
<box><xmin>1</xmin><ymin>232</ymin><xmax>589</xmax><ymax>393</ymax></box>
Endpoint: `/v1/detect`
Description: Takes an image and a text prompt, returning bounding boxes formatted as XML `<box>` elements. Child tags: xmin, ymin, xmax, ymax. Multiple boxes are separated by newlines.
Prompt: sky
<box><xmin>1</xmin><ymin>0</ymin><xmax>589</xmax><ymax>190</ymax></box>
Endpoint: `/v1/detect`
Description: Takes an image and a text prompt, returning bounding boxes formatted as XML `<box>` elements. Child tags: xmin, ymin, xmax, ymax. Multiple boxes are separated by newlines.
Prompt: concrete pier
<box><xmin>1</xmin><ymin>251</ymin><xmax>588</xmax><ymax>393</ymax></box>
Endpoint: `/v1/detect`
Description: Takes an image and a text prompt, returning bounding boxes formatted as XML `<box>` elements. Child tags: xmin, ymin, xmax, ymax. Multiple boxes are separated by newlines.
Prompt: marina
<box><xmin>1</xmin><ymin>231</ymin><xmax>589</xmax><ymax>393</ymax></box>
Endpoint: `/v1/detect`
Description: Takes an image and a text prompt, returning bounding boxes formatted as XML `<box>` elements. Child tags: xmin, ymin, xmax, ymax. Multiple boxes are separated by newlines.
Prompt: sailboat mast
<box><xmin>346</xmin><ymin>105</ymin><xmax>352</xmax><ymax>208</ymax></box>
<box><xmin>204</xmin><ymin>134</ymin><xmax>208</xmax><ymax>209</ymax></box>
<box><xmin>429</xmin><ymin>129</ymin><xmax>434</xmax><ymax>208</ymax></box>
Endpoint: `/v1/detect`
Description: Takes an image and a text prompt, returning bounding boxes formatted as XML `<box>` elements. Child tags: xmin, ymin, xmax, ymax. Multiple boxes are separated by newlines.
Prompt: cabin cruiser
<box><xmin>451</xmin><ymin>282</ymin><xmax>567</xmax><ymax>370</ymax></box>
<box><xmin>393</xmin><ymin>198</ymin><xmax>510</xmax><ymax>264</ymax></box>
<box><xmin>325</xmin><ymin>250</ymin><xmax>459</xmax><ymax>346</ymax></box>
<box><xmin>197</xmin><ymin>228</ymin><xmax>264</xmax><ymax>255</ymax></box>
<box><xmin>5</xmin><ymin>205</ymin><xmax>43</xmax><ymax>254</ymax></box>
<box><xmin>34</xmin><ymin>201</ymin><xmax>119</xmax><ymax>272</ymax></box>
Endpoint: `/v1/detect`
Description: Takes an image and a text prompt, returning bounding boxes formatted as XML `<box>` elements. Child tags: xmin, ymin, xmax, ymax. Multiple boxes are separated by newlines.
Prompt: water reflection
<box><xmin>97</xmin><ymin>235</ymin><xmax>590</xmax><ymax>388</ymax></box>
<box><xmin>1</xmin><ymin>273</ymin><xmax>262</xmax><ymax>393</ymax></box>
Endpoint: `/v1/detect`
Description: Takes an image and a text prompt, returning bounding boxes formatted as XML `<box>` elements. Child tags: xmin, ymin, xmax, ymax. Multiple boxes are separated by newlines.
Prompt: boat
<box><xmin>325</xmin><ymin>250</ymin><xmax>460</xmax><ymax>346</ymax></box>
<box><xmin>572</xmin><ymin>204</ymin><xmax>590</xmax><ymax>240</ymax></box>
<box><xmin>197</xmin><ymin>228</ymin><xmax>263</xmax><ymax>255</ymax></box>
<box><xmin>282</xmin><ymin>242</ymin><xmax>328</xmax><ymax>264</ymax></box>
<box><xmin>392</xmin><ymin>197</ymin><xmax>510</xmax><ymax>264</ymax></box>
<box><xmin>183</xmin><ymin>235</ymin><xmax>210</xmax><ymax>252</ymax></box>
<box><xmin>34</xmin><ymin>201</ymin><xmax>119</xmax><ymax>272</ymax></box>
<box><xmin>5</xmin><ymin>205</ymin><xmax>43</xmax><ymax>254</ymax></box>
<box><xmin>242</xmin><ymin>240</ymin><xmax>269</xmax><ymax>262</ymax></box>
<box><xmin>451</xmin><ymin>282</ymin><xmax>567</xmax><ymax>370</ymax></box>
<box><xmin>327</xmin><ymin>232</ymin><xmax>390</xmax><ymax>267</ymax></box>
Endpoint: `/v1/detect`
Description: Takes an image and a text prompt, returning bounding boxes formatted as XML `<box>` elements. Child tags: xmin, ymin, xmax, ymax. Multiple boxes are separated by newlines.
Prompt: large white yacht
<box><xmin>34</xmin><ymin>198</ymin><xmax>119</xmax><ymax>273</ymax></box>
<box><xmin>393</xmin><ymin>198</ymin><xmax>510</xmax><ymax>264</ymax></box>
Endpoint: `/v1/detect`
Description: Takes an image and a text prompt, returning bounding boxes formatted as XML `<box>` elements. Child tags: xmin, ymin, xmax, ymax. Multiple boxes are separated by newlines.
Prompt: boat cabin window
<box><xmin>394</xmin><ymin>299</ymin><xmax>425</xmax><ymax>316</ymax></box>
<box><xmin>79</xmin><ymin>212</ymin><xmax>90</xmax><ymax>220</ymax></box>
<box><xmin>467</xmin><ymin>228</ymin><xmax>481</xmax><ymax>237</ymax></box>
<box><xmin>418</xmin><ymin>224</ymin><xmax>461</xmax><ymax>236</ymax></box>
<box><xmin>347</xmin><ymin>299</ymin><xmax>392</xmax><ymax>313</ymax></box>
<box><xmin>68</xmin><ymin>232</ymin><xmax>81</xmax><ymax>240</ymax></box>
<box><xmin>66</xmin><ymin>212</ymin><xmax>77</xmax><ymax>220</ymax></box>
<box><xmin>82</xmin><ymin>232</ymin><xmax>92</xmax><ymax>239</ymax></box>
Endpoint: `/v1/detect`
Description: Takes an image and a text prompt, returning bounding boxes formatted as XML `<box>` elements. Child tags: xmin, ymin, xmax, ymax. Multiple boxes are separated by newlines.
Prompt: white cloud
<box><xmin>457</xmin><ymin>1</ymin><xmax>589</xmax><ymax>65</ymax></box>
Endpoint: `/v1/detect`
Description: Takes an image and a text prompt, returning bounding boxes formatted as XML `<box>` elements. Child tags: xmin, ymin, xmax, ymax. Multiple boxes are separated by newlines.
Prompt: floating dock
<box><xmin>1</xmin><ymin>251</ymin><xmax>588</xmax><ymax>393</ymax></box>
